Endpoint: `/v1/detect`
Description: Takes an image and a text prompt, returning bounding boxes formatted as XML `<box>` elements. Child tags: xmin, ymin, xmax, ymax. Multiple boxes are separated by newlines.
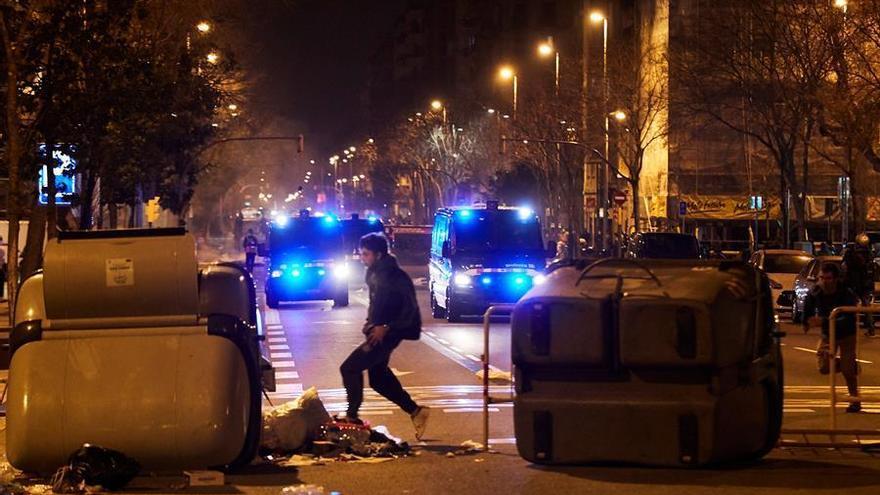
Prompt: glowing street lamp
<box><xmin>206</xmin><ymin>52</ymin><xmax>220</xmax><ymax>64</ymax></box>
<box><xmin>498</xmin><ymin>65</ymin><xmax>518</xmax><ymax>119</ymax></box>
<box><xmin>590</xmin><ymin>10</ymin><xmax>610</xmax><ymax>251</ymax></box>
<box><xmin>227</xmin><ymin>103</ymin><xmax>238</xmax><ymax>111</ymax></box>
<box><xmin>612</xmin><ymin>110</ymin><xmax>627</xmax><ymax>122</ymax></box>
<box><xmin>537</xmin><ymin>38</ymin><xmax>560</xmax><ymax>97</ymax></box>
<box><xmin>196</xmin><ymin>21</ymin><xmax>212</xmax><ymax>34</ymax></box>
<box><xmin>430</xmin><ymin>99</ymin><xmax>447</xmax><ymax>124</ymax></box>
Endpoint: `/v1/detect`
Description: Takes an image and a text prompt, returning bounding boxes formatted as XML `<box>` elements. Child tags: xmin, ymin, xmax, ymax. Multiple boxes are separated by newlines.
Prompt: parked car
<box><xmin>792</xmin><ymin>256</ymin><xmax>880</xmax><ymax>323</ymax></box>
<box><xmin>749</xmin><ymin>249</ymin><xmax>813</xmax><ymax>315</ymax></box>
<box><xmin>625</xmin><ymin>232</ymin><xmax>701</xmax><ymax>259</ymax></box>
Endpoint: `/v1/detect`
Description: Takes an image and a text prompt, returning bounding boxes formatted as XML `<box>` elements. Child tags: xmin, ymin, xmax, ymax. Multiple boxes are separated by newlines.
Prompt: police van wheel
<box><xmin>430</xmin><ymin>290</ymin><xmax>447</xmax><ymax>319</ymax></box>
<box><xmin>333</xmin><ymin>290</ymin><xmax>349</xmax><ymax>308</ymax></box>
<box><xmin>446</xmin><ymin>294</ymin><xmax>463</xmax><ymax>323</ymax></box>
<box><xmin>266</xmin><ymin>294</ymin><xmax>280</xmax><ymax>309</ymax></box>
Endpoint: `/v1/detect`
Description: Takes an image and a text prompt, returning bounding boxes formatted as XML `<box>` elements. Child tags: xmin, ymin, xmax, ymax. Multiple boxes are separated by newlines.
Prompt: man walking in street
<box><xmin>842</xmin><ymin>233</ymin><xmax>876</xmax><ymax>336</ymax></box>
<box><xmin>339</xmin><ymin>233</ymin><xmax>430</xmax><ymax>438</ymax></box>
<box><xmin>242</xmin><ymin>229</ymin><xmax>259</xmax><ymax>273</ymax></box>
<box><xmin>804</xmin><ymin>262</ymin><xmax>862</xmax><ymax>412</ymax></box>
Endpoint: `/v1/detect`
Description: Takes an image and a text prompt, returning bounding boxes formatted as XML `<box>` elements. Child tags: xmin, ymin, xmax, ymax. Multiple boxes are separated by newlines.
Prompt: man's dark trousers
<box><xmin>340</xmin><ymin>337</ymin><xmax>418</xmax><ymax>418</ymax></box>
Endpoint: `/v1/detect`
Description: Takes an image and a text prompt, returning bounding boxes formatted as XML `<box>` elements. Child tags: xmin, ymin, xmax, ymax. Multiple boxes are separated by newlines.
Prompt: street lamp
<box><xmin>227</xmin><ymin>103</ymin><xmax>238</xmax><ymax>111</ymax></box>
<box><xmin>537</xmin><ymin>38</ymin><xmax>560</xmax><ymax>97</ymax></box>
<box><xmin>206</xmin><ymin>52</ymin><xmax>220</xmax><ymax>64</ymax></box>
<box><xmin>430</xmin><ymin>99</ymin><xmax>447</xmax><ymax>124</ymax></box>
<box><xmin>196</xmin><ymin>21</ymin><xmax>212</xmax><ymax>34</ymax></box>
<box><xmin>590</xmin><ymin>10</ymin><xmax>610</xmax><ymax>250</ymax></box>
<box><xmin>834</xmin><ymin>0</ymin><xmax>848</xmax><ymax>10</ymax></box>
<box><xmin>498</xmin><ymin>65</ymin><xmax>518</xmax><ymax>120</ymax></box>
<box><xmin>612</xmin><ymin>110</ymin><xmax>627</xmax><ymax>122</ymax></box>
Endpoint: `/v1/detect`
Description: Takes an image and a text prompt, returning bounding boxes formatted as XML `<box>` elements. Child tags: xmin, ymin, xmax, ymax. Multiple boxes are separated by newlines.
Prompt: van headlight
<box><xmin>333</xmin><ymin>263</ymin><xmax>350</xmax><ymax>280</ymax></box>
<box><xmin>454</xmin><ymin>272</ymin><xmax>472</xmax><ymax>288</ymax></box>
<box><xmin>533</xmin><ymin>274</ymin><xmax>547</xmax><ymax>285</ymax></box>
<box><xmin>271</xmin><ymin>270</ymin><xmax>283</xmax><ymax>278</ymax></box>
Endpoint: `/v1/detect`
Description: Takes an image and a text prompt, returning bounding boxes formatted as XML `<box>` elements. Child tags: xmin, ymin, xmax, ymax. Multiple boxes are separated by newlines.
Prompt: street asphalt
<box><xmin>2</xmin><ymin>256</ymin><xmax>879</xmax><ymax>494</ymax></box>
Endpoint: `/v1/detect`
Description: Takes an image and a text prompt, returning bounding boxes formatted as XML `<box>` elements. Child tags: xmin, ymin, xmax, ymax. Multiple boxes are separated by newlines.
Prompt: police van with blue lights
<box><xmin>429</xmin><ymin>201</ymin><xmax>553</xmax><ymax>322</ymax></box>
<box><xmin>265</xmin><ymin>210</ymin><xmax>350</xmax><ymax>309</ymax></box>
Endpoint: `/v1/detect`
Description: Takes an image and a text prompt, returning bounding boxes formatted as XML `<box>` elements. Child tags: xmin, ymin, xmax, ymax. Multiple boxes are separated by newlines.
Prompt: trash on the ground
<box><xmin>475</xmin><ymin>369</ymin><xmax>512</xmax><ymax>383</ymax></box>
<box><xmin>262</xmin><ymin>386</ymin><xmax>332</xmax><ymax>452</ymax></box>
<box><xmin>269</xmin><ymin>418</ymin><xmax>411</xmax><ymax>468</ymax></box>
<box><xmin>446</xmin><ymin>440</ymin><xmax>485</xmax><ymax>457</ymax></box>
<box><xmin>183</xmin><ymin>470</ymin><xmax>224</xmax><ymax>487</ymax></box>
<box><xmin>280</xmin><ymin>455</ymin><xmax>325</xmax><ymax>468</ymax></box>
<box><xmin>280</xmin><ymin>484</ymin><xmax>326</xmax><ymax>494</ymax></box>
<box><xmin>25</xmin><ymin>484</ymin><xmax>53</xmax><ymax>494</ymax></box>
<box><xmin>51</xmin><ymin>444</ymin><xmax>140</xmax><ymax>493</ymax></box>
<box><xmin>0</xmin><ymin>459</ymin><xmax>20</xmax><ymax>485</ymax></box>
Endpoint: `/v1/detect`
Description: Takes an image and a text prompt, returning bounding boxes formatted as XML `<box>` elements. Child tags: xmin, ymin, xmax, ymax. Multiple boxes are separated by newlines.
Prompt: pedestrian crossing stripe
<box><xmin>270</xmin><ymin>352</ymin><xmax>293</xmax><ymax>359</ymax></box>
<box><xmin>274</xmin><ymin>383</ymin><xmax>304</xmax><ymax>394</ymax></box>
<box><xmin>268</xmin><ymin>338</ymin><xmax>287</xmax><ymax>343</ymax></box>
<box><xmin>269</xmin><ymin>344</ymin><xmax>290</xmax><ymax>351</ymax></box>
<box><xmin>275</xmin><ymin>371</ymin><xmax>300</xmax><ymax>380</ymax></box>
<box><xmin>273</xmin><ymin>360</ymin><xmax>296</xmax><ymax>369</ymax></box>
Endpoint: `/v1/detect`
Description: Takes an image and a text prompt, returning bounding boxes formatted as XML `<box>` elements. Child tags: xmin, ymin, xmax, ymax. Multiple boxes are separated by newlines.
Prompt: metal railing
<box><xmin>779</xmin><ymin>304</ymin><xmax>880</xmax><ymax>449</ymax></box>
<box><xmin>482</xmin><ymin>304</ymin><xmax>516</xmax><ymax>452</ymax></box>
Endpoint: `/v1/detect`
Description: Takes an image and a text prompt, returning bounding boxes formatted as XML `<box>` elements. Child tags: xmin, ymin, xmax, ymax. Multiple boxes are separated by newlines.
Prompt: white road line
<box><xmin>267</xmin><ymin>331</ymin><xmax>285</xmax><ymax>337</ymax></box>
<box><xmin>424</xmin><ymin>331</ymin><xmax>436</xmax><ymax>337</ymax></box>
<box><xmin>268</xmin><ymin>338</ymin><xmax>287</xmax><ymax>343</ymax></box>
<box><xmin>792</xmin><ymin>346</ymin><xmax>874</xmax><ymax>364</ymax></box>
<box><xmin>273</xmin><ymin>360</ymin><xmax>296</xmax><ymax>368</ymax></box>
<box><xmin>269</xmin><ymin>344</ymin><xmax>291</xmax><ymax>351</ymax></box>
<box><xmin>360</xmin><ymin>411</ymin><xmax>394</xmax><ymax>416</ymax></box>
<box><xmin>267</xmin><ymin>324</ymin><xmax>284</xmax><ymax>330</ymax></box>
<box><xmin>488</xmin><ymin>438</ymin><xmax>517</xmax><ymax>445</ymax></box>
<box><xmin>450</xmin><ymin>346</ymin><xmax>465</xmax><ymax>354</ymax></box>
<box><xmin>436</xmin><ymin>338</ymin><xmax>450</xmax><ymax>345</ymax></box>
<box><xmin>273</xmin><ymin>383</ymin><xmax>304</xmax><ymax>394</ymax></box>
<box><xmin>466</xmin><ymin>354</ymin><xmax>481</xmax><ymax>362</ymax></box>
<box><xmin>783</xmin><ymin>408</ymin><xmax>815</xmax><ymax>413</ymax></box>
<box><xmin>444</xmin><ymin>408</ymin><xmax>499</xmax><ymax>413</ymax></box>
<box><xmin>271</xmin><ymin>352</ymin><xmax>293</xmax><ymax>359</ymax></box>
<box><xmin>275</xmin><ymin>371</ymin><xmax>300</xmax><ymax>380</ymax></box>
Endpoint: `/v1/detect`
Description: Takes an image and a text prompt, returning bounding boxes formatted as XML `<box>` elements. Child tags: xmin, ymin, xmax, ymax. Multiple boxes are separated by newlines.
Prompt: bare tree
<box><xmin>606</xmin><ymin>42</ymin><xmax>669</xmax><ymax>232</ymax></box>
<box><xmin>674</xmin><ymin>0</ymin><xmax>835</xmax><ymax>243</ymax></box>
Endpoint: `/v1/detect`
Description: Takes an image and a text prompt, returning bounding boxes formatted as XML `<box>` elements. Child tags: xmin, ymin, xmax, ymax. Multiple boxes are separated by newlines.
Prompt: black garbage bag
<box><xmin>52</xmin><ymin>444</ymin><xmax>141</xmax><ymax>493</ymax></box>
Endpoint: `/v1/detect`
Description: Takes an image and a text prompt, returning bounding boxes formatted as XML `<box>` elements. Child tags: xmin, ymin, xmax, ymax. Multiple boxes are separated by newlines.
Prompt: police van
<box><xmin>429</xmin><ymin>202</ymin><xmax>553</xmax><ymax>322</ymax></box>
<box><xmin>265</xmin><ymin>210</ymin><xmax>350</xmax><ymax>309</ymax></box>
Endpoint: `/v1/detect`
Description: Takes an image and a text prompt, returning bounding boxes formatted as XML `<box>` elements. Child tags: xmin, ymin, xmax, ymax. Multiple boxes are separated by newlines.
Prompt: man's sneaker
<box><xmin>846</xmin><ymin>402</ymin><xmax>862</xmax><ymax>413</ymax></box>
<box><xmin>335</xmin><ymin>414</ymin><xmax>364</xmax><ymax>426</ymax></box>
<box><xmin>411</xmin><ymin>406</ymin><xmax>431</xmax><ymax>440</ymax></box>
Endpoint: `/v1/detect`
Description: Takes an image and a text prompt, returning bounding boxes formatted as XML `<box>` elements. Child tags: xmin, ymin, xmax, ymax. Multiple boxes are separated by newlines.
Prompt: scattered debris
<box><xmin>475</xmin><ymin>368</ymin><xmax>512</xmax><ymax>383</ymax></box>
<box><xmin>446</xmin><ymin>440</ymin><xmax>485</xmax><ymax>457</ymax></box>
<box><xmin>51</xmin><ymin>445</ymin><xmax>140</xmax><ymax>493</ymax></box>
<box><xmin>183</xmin><ymin>470</ymin><xmax>224</xmax><ymax>487</ymax></box>
<box><xmin>280</xmin><ymin>484</ymin><xmax>327</xmax><ymax>494</ymax></box>
<box><xmin>262</xmin><ymin>387</ymin><xmax>332</xmax><ymax>452</ymax></box>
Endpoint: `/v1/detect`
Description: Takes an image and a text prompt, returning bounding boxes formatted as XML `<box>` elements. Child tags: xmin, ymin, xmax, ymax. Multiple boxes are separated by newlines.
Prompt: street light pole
<box><xmin>601</xmin><ymin>16</ymin><xmax>609</xmax><ymax>252</ymax></box>
<box><xmin>512</xmin><ymin>75</ymin><xmax>518</xmax><ymax>120</ymax></box>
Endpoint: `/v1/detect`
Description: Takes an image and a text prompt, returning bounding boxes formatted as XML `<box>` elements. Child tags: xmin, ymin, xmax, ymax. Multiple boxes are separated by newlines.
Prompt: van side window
<box><xmin>432</xmin><ymin>214</ymin><xmax>448</xmax><ymax>256</ymax></box>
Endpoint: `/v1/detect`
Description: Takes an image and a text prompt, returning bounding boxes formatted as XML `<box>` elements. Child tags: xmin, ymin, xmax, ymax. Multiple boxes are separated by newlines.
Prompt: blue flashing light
<box><xmin>318</xmin><ymin>269</ymin><xmax>327</xmax><ymax>276</ymax></box>
<box><xmin>458</xmin><ymin>209</ymin><xmax>472</xmax><ymax>218</ymax></box>
<box><xmin>323</xmin><ymin>214</ymin><xmax>337</xmax><ymax>224</ymax></box>
<box><xmin>274</xmin><ymin>215</ymin><xmax>290</xmax><ymax>228</ymax></box>
<box><xmin>514</xmin><ymin>276</ymin><xmax>527</xmax><ymax>286</ymax></box>
<box><xmin>292</xmin><ymin>269</ymin><xmax>301</xmax><ymax>277</ymax></box>
<box><xmin>367</xmin><ymin>215</ymin><xmax>378</xmax><ymax>223</ymax></box>
<box><xmin>481</xmin><ymin>276</ymin><xmax>492</xmax><ymax>285</ymax></box>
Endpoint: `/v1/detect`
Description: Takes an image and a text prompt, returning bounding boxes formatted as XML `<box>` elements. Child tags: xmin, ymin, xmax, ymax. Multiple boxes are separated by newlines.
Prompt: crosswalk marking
<box><xmin>276</xmin><ymin>371</ymin><xmax>300</xmax><ymax>379</ymax></box>
<box><xmin>269</xmin><ymin>344</ymin><xmax>290</xmax><ymax>351</ymax></box>
<box><xmin>271</xmin><ymin>352</ymin><xmax>293</xmax><ymax>359</ymax></box>
<box><xmin>273</xmin><ymin>360</ymin><xmax>296</xmax><ymax>369</ymax></box>
<box><xmin>268</xmin><ymin>337</ymin><xmax>286</xmax><ymax>343</ymax></box>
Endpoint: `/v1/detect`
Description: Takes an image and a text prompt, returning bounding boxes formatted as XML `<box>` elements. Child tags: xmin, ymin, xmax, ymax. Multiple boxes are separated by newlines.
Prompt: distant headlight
<box><xmin>454</xmin><ymin>272</ymin><xmax>472</xmax><ymax>288</ymax></box>
<box><xmin>271</xmin><ymin>270</ymin><xmax>283</xmax><ymax>278</ymax></box>
<box><xmin>333</xmin><ymin>263</ymin><xmax>350</xmax><ymax>279</ymax></box>
<box><xmin>533</xmin><ymin>274</ymin><xmax>547</xmax><ymax>285</ymax></box>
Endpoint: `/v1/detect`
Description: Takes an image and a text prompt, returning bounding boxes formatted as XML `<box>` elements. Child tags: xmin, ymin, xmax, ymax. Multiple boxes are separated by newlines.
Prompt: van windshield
<box><xmin>453</xmin><ymin>211</ymin><xmax>543</xmax><ymax>255</ymax></box>
<box><xmin>270</xmin><ymin>218</ymin><xmax>343</xmax><ymax>258</ymax></box>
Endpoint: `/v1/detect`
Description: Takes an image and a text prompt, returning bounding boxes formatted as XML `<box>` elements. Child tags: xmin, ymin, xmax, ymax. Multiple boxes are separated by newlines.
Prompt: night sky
<box><xmin>239</xmin><ymin>0</ymin><xmax>407</xmax><ymax>152</ymax></box>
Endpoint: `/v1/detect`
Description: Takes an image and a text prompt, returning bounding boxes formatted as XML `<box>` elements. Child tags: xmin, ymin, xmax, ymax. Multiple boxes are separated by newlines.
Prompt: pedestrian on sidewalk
<box><xmin>804</xmin><ymin>262</ymin><xmax>862</xmax><ymax>413</ymax></box>
<box><xmin>339</xmin><ymin>232</ymin><xmax>431</xmax><ymax>439</ymax></box>
<box><xmin>842</xmin><ymin>233</ymin><xmax>876</xmax><ymax>336</ymax></box>
<box><xmin>242</xmin><ymin>229</ymin><xmax>259</xmax><ymax>273</ymax></box>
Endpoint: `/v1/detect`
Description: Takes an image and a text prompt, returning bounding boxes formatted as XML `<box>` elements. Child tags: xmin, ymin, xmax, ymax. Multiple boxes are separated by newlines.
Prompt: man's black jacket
<box><xmin>365</xmin><ymin>254</ymin><xmax>421</xmax><ymax>340</ymax></box>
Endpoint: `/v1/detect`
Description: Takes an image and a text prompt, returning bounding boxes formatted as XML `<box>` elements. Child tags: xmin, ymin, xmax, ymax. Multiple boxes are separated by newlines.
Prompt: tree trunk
<box><xmin>20</xmin><ymin>204</ymin><xmax>47</xmax><ymax>279</ymax></box>
<box><xmin>108</xmin><ymin>203</ymin><xmax>118</xmax><ymax>229</ymax></box>
<box><xmin>632</xmin><ymin>179</ymin><xmax>641</xmax><ymax>234</ymax></box>
<box><xmin>80</xmin><ymin>171</ymin><xmax>96</xmax><ymax>230</ymax></box>
<box><xmin>2</xmin><ymin>10</ymin><xmax>23</xmax><ymax>319</ymax></box>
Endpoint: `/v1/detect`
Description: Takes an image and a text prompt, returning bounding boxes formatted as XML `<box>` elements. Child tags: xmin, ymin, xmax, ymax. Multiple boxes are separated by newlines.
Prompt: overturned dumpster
<box><xmin>6</xmin><ymin>229</ymin><xmax>266</xmax><ymax>473</ymax></box>
<box><xmin>511</xmin><ymin>259</ymin><xmax>784</xmax><ymax>467</ymax></box>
